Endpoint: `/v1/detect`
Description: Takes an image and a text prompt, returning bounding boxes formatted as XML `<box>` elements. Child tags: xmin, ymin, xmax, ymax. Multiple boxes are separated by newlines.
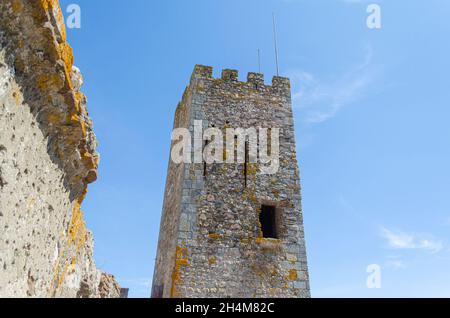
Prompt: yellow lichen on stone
<box><xmin>12</xmin><ymin>90</ymin><xmax>21</xmax><ymax>105</ymax></box>
<box><xmin>247</xmin><ymin>163</ymin><xmax>258</xmax><ymax>175</ymax></box>
<box><xmin>37</xmin><ymin>74</ymin><xmax>63</xmax><ymax>91</ymax></box>
<box><xmin>47</xmin><ymin>113</ymin><xmax>61</xmax><ymax>124</ymax></box>
<box><xmin>242</xmin><ymin>187</ymin><xmax>257</xmax><ymax>203</ymax></box>
<box><xmin>58</xmin><ymin>42</ymin><xmax>74</xmax><ymax>84</ymax></box>
<box><xmin>208</xmin><ymin>256</ymin><xmax>217</xmax><ymax>265</ymax></box>
<box><xmin>222</xmin><ymin>149</ymin><xmax>228</xmax><ymax>161</ymax></box>
<box><xmin>171</xmin><ymin>245</ymin><xmax>189</xmax><ymax>298</ymax></box>
<box><xmin>12</xmin><ymin>0</ymin><xmax>23</xmax><ymax>14</ymax></box>
<box><xmin>39</xmin><ymin>0</ymin><xmax>65</xmax><ymax>38</ymax></box>
<box><xmin>256</xmin><ymin>237</ymin><xmax>278</xmax><ymax>245</ymax></box>
<box><xmin>288</xmin><ymin>269</ymin><xmax>298</xmax><ymax>281</ymax></box>
<box><xmin>68</xmin><ymin>196</ymin><xmax>87</xmax><ymax>249</ymax></box>
<box><xmin>51</xmin><ymin>191</ymin><xmax>88</xmax><ymax>292</ymax></box>
<box><xmin>208</xmin><ymin>232</ymin><xmax>221</xmax><ymax>240</ymax></box>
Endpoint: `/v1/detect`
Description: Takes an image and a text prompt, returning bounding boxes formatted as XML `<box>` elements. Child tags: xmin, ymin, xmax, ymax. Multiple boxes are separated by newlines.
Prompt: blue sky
<box><xmin>59</xmin><ymin>0</ymin><xmax>450</xmax><ymax>297</ymax></box>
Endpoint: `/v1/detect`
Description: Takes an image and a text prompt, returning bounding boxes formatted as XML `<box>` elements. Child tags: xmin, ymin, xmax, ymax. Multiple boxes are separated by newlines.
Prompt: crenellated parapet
<box><xmin>191</xmin><ymin>64</ymin><xmax>291</xmax><ymax>96</ymax></box>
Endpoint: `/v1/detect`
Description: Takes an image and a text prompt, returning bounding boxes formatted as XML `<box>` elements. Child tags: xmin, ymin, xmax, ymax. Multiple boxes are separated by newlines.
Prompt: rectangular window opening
<box><xmin>203</xmin><ymin>140</ymin><xmax>209</xmax><ymax>178</ymax></box>
<box><xmin>260</xmin><ymin>205</ymin><xmax>278</xmax><ymax>239</ymax></box>
<box><xmin>244</xmin><ymin>141</ymin><xmax>248</xmax><ymax>188</ymax></box>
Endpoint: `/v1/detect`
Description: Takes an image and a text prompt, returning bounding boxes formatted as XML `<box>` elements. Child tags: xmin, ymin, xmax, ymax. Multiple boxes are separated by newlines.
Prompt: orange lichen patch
<box><xmin>12</xmin><ymin>0</ymin><xmax>23</xmax><ymax>14</ymax></box>
<box><xmin>47</xmin><ymin>113</ymin><xmax>62</xmax><ymax>124</ymax></box>
<box><xmin>74</xmin><ymin>92</ymin><xmax>85</xmax><ymax>109</ymax></box>
<box><xmin>208</xmin><ymin>256</ymin><xmax>217</xmax><ymax>265</ymax></box>
<box><xmin>240</xmin><ymin>236</ymin><xmax>252</xmax><ymax>244</ymax></box>
<box><xmin>67</xmin><ymin>112</ymin><xmax>87</xmax><ymax>139</ymax></box>
<box><xmin>255</xmin><ymin>205</ymin><xmax>264</xmax><ymax>238</ymax></box>
<box><xmin>17</xmin><ymin>39</ymin><xmax>25</xmax><ymax>49</ymax></box>
<box><xmin>69</xmin><ymin>113</ymin><xmax>80</xmax><ymax>123</ymax></box>
<box><xmin>288</xmin><ymin>269</ymin><xmax>298</xmax><ymax>281</ymax></box>
<box><xmin>222</xmin><ymin>149</ymin><xmax>228</xmax><ymax>161</ymax></box>
<box><xmin>68</xmin><ymin>196</ymin><xmax>88</xmax><ymax>249</ymax></box>
<box><xmin>247</xmin><ymin>163</ymin><xmax>258</xmax><ymax>175</ymax></box>
<box><xmin>39</xmin><ymin>0</ymin><xmax>65</xmax><ymax>34</ymax></box>
<box><xmin>51</xmin><ymin>190</ymin><xmax>89</xmax><ymax>293</ymax></box>
<box><xmin>171</xmin><ymin>245</ymin><xmax>189</xmax><ymax>298</ymax></box>
<box><xmin>242</xmin><ymin>188</ymin><xmax>257</xmax><ymax>203</ymax></box>
<box><xmin>12</xmin><ymin>90</ymin><xmax>22</xmax><ymax>105</ymax></box>
<box><xmin>269</xmin><ymin>288</ymin><xmax>280</xmax><ymax>296</ymax></box>
<box><xmin>37</xmin><ymin>0</ymin><xmax>95</xmax><ymax>174</ymax></box>
<box><xmin>81</xmin><ymin>152</ymin><xmax>97</xmax><ymax>170</ymax></box>
<box><xmin>251</xmin><ymin>263</ymin><xmax>279</xmax><ymax>278</ymax></box>
<box><xmin>39</xmin><ymin>0</ymin><xmax>58</xmax><ymax>10</ymax></box>
<box><xmin>36</xmin><ymin>74</ymin><xmax>64</xmax><ymax>91</ymax></box>
<box><xmin>255</xmin><ymin>237</ymin><xmax>282</xmax><ymax>254</ymax></box>
<box><xmin>255</xmin><ymin>237</ymin><xmax>281</xmax><ymax>245</ymax></box>
<box><xmin>58</xmin><ymin>42</ymin><xmax>74</xmax><ymax>83</ymax></box>
<box><xmin>208</xmin><ymin>232</ymin><xmax>221</xmax><ymax>240</ymax></box>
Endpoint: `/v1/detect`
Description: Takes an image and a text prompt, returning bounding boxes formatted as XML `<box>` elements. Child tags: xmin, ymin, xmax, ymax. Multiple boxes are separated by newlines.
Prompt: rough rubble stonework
<box><xmin>152</xmin><ymin>65</ymin><xmax>310</xmax><ymax>298</ymax></box>
<box><xmin>0</xmin><ymin>0</ymin><xmax>119</xmax><ymax>297</ymax></box>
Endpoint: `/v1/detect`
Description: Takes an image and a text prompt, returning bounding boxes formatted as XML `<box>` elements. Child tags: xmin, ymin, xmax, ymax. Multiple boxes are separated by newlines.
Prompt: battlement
<box><xmin>191</xmin><ymin>64</ymin><xmax>290</xmax><ymax>93</ymax></box>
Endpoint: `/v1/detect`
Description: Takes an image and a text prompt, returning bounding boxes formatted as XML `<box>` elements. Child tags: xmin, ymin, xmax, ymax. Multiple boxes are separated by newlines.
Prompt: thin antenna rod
<box><xmin>257</xmin><ymin>49</ymin><xmax>261</xmax><ymax>73</ymax></box>
<box><xmin>272</xmin><ymin>12</ymin><xmax>280</xmax><ymax>76</ymax></box>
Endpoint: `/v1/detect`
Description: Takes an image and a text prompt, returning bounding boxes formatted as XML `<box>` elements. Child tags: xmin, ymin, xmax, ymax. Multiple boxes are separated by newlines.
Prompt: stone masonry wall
<box><xmin>0</xmin><ymin>0</ymin><xmax>119</xmax><ymax>297</ymax></box>
<box><xmin>151</xmin><ymin>86</ymin><xmax>193</xmax><ymax>298</ymax></box>
<box><xmin>152</xmin><ymin>65</ymin><xmax>310</xmax><ymax>298</ymax></box>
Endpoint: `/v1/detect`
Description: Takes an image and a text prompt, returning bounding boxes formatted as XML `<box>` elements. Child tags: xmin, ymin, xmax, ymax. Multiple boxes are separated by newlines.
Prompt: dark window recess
<box><xmin>203</xmin><ymin>161</ymin><xmax>207</xmax><ymax>177</ymax></box>
<box><xmin>203</xmin><ymin>140</ymin><xmax>209</xmax><ymax>177</ymax></box>
<box><xmin>260</xmin><ymin>205</ymin><xmax>277</xmax><ymax>239</ymax></box>
<box><xmin>267</xmin><ymin>128</ymin><xmax>272</xmax><ymax>156</ymax></box>
<box><xmin>244</xmin><ymin>141</ymin><xmax>249</xmax><ymax>187</ymax></box>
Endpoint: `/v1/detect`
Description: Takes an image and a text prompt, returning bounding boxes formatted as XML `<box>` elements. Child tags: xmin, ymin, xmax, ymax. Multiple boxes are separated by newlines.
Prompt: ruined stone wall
<box><xmin>152</xmin><ymin>65</ymin><xmax>310</xmax><ymax>298</ymax></box>
<box><xmin>0</xmin><ymin>0</ymin><xmax>119</xmax><ymax>298</ymax></box>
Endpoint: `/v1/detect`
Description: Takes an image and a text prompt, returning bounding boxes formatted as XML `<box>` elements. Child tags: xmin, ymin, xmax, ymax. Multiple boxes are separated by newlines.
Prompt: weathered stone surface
<box><xmin>152</xmin><ymin>65</ymin><xmax>310</xmax><ymax>298</ymax></box>
<box><xmin>0</xmin><ymin>0</ymin><xmax>119</xmax><ymax>298</ymax></box>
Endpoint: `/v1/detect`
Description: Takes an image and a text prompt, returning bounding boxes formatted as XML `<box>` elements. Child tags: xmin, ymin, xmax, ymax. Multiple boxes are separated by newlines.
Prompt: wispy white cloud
<box><xmin>288</xmin><ymin>45</ymin><xmax>376</xmax><ymax>124</ymax></box>
<box><xmin>380</xmin><ymin>227</ymin><xmax>444</xmax><ymax>254</ymax></box>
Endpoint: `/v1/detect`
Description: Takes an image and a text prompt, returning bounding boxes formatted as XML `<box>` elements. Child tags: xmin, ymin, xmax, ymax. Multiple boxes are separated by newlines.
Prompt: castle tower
<box><xmin>151</xmin><ymin>65</ymin><xmax>310</xmax><ymax>298</ymax></box>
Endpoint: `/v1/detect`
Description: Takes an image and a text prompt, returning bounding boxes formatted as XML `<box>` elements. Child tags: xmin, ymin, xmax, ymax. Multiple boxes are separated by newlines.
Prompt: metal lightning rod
<box><xmin>272</xmin><ymin>12</ymin><xmax>280</xmax><ymax>76</ymax></box>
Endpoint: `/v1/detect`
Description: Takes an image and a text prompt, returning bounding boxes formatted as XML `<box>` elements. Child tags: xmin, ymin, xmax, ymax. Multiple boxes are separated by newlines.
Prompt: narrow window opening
<box><xmin>203</xmin><ymin>140</ymin><xmax>209</xmax><ymax>177</ymax></box>
<box><xmin>244</xmin><ymin>140</ymin><xmax>248</xmax><ymax>188</ymax></box>
<box><xmin>260</xmin><ymin>205</ymin><xmax>277</xmax><ymax>239</ymax></box>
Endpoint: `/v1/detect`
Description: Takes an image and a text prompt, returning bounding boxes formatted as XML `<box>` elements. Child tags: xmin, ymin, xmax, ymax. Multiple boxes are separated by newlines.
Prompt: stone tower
<box><xmin>151</xmin><ymin>65</ymin><xmax>310</xmax><ymax>298</ymax></box>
